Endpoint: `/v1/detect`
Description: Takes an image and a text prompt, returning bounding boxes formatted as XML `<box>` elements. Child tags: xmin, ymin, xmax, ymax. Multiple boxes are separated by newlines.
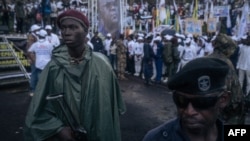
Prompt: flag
<box><xmin>175</xmin><ymin>14</ymin><xmax>179</xmax><ymax>32</ymax></box>
<box><xmin>238</xmin><ymin>1</ymin><xmax>249</xmax><ymax>38</ymax></box>
<box><xmin>156</xmin><ymin>8</ymin><xmax>160</xmax><ymax>27</ymax></box>
<box><xmin>159</xmin><ymin>0</ymin><xmax>165</xmax><ymax>7</ymax></box>
<box><xmin>165</xmin><ymin>7</ymin><xmax>171</xmax><ymax>25</ymax></box>
<box><xmin>173</xmin><ymin>0</ymin><xmax>178</xmax><ymax>11</ymax></box>
<box><xmin>204</xmin><ymin>1</ymin><xmax>209</xmax><ymax>23</ymax></box>
<box><xmin>209</xmin><ymin>1</ymin><xmax>214</xmax><ymax>18</ymax></box>
<box><xmin>192</xmin><ymin>0</ymin><xmax>198</xmax><ymax>20</ymax></box>
<box><xmin>173</xmin><ymin>0</ymin><xmax>183</xmax><ymax>33</ymax></box>
<box><xmin>190</xmin><ymin>0</ymin><xmax>194</xmax><ymax>17</ymax></box>
<box><xmin>159</xmin><ymin>0</ymin><xmax>167</xmax><ymax>24</ymax></box>
<box><xmin>226</xmin><ymin>6</ymin><xmax>231</xmax><ymax>28</ymax></box>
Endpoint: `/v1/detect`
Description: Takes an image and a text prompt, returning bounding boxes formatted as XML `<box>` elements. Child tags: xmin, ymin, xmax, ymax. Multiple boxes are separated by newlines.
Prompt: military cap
<box><xmin>212</xmin><ymin>33</ymin><xmax>237</xmax><ymax>54</ymax></box>
<box><xmin>167</xmin><ymin>57</ymin><xmax>229</xmax><ymax>95</ymax></box>
<box><xmin>57</xmin><ymin>9</ymin><xmax>89</xmax><ymax>29</ymax></box>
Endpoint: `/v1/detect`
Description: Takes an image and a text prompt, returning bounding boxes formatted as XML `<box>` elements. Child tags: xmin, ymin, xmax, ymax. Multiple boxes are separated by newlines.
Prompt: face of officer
<box><xmin>173</xmin><ymin>90</ymin><xmax>229</xmax><ymax>134</ymax></box>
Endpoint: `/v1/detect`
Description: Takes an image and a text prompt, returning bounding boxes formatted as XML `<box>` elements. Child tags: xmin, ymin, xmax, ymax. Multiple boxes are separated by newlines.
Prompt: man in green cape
<box><xmin>24</xmin><ymin>9</ymin><xmax>126</xmax><ymax>141</ymax></box>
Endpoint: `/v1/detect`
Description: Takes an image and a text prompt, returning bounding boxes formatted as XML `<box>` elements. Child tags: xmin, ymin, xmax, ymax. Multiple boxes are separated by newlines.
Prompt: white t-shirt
<box><xmin>182</xmin><ymin>44</ymin><xmax>197</xmax><ymax>61</ymax></box>
<box><xmin>104</xmin><ymin>38</ymin><xmax>112</xmax><ymax>56</ymax></box>
<box><xmin>127</xmin><ymin>40</ymin><xmax>135</xmax><ymax>56</ymax></box>
<box><xmin>28</xmin><ymin>39</ymin><xmax>54</xmax><ymax>70</ymax></box>
<box><xmin>134</xmin><ymin>42</ymin><xmax>144</xmax><ymax>56</ymax></box>
<box><xmin>205</xmin><ymin>42</ymin><xmax>214</xmax><ymax>55</ymax></box>
<box><xmin>237</xmin><ymin>44</ymin><xmax>250</xmax><ymax>71</ymax></box>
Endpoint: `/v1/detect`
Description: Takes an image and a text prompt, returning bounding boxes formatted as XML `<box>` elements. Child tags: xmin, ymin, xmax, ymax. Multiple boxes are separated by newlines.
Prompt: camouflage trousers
<box><xmin>117</xmin><ymin>58</ymin><xmax>126</xmax><ymax>80</ymax></box>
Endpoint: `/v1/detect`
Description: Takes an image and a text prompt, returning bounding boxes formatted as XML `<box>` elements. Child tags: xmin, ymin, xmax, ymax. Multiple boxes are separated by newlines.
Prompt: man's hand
<box><xmin>57</xmin><ymin>127</ymin><xmax>76</xmax><ymax>141</ymax></box>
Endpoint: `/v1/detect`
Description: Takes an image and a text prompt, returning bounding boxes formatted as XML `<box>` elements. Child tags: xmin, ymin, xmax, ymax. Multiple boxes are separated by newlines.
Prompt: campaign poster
<box><xmin>213</xmin><ymin>5</ymin><xmax>230</xmax><ymax>17</ymax></box>
<box><xmin>207</xmin><ymin>18</ymin><xmax>217</xmax><ymax>33</ymax></box>
<box><xmin>185</xmin><ymin>18</ymin><xmax>202</xmax><ymax>36</ymax></box>
<box><xmin>97</xmin><ymin>0</ymin><xmax>121</xmax><ymax>37</ymax></box>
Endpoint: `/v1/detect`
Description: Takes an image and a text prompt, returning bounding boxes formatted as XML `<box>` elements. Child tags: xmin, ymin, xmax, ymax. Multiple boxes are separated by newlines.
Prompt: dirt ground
<box><xmin>0</xmin><ymin>75</ymin><xmax>176</xmax><ymax>141</ymax></box>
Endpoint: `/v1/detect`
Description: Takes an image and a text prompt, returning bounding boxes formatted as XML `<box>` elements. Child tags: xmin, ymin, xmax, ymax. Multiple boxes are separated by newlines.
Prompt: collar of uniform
<box><xmin>69</xmin><ymin>44</ymin><xmax>92</xmax><ymax>64</ymax></box>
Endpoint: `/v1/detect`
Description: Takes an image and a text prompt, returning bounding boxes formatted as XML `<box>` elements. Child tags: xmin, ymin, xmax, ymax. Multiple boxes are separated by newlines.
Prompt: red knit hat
<box><xmin>57</xmin><ymin>9</ymin><xmax>89</xmax><ymax>29</ymax></box>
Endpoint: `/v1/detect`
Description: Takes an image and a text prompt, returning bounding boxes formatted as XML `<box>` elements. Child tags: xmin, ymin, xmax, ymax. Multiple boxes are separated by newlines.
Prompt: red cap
<box><xmin>57</xmin><ymin>9</ymin><xmax>89</xmax><ymax>29</ymax></box>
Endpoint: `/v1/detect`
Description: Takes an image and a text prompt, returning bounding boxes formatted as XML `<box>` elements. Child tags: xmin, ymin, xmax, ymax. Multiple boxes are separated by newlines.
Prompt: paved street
<box><xmin>0</xmin><ymin>75</ymin><xmax>249</xmax><ymax>141</ymax></box>
<box><xmin>0</xmin><ymin>75</ymin><xmax>175</xmax><ymax>141</ymax></box>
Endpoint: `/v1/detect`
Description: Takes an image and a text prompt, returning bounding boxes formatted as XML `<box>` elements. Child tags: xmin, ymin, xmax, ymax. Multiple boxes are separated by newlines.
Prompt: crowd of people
<box><xmin>0</xmin><ymin>0</ymin><xmax>88</xmax><ymax>34</ymax></box>
<box><xmin>1</xmin><ymin>0</ymin><xmax>250</xmax><ymax>141</ymax></box>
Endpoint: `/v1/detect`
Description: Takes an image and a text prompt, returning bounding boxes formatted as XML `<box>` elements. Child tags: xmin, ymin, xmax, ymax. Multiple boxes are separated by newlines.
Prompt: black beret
<box><xmin>167</xmin><ymin>57</ymin><xmax>229</xmax><ymax>95</ymax></box>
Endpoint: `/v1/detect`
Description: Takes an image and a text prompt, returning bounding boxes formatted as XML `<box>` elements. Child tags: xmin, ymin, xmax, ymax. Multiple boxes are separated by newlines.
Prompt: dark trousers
<box><xmin>155</xmin><ymin>58</ymin><xmax>163</xmax><ymax>82</ymax></box>
<box><xmin>143</xmin><ymin>61</ymin><xmax>153</xmax><ymax>83</ymax></box>
<box><xmin>16</xmin><ymin>18</ymin><xmax>24</xmax><ymax>33</ymax></box>
<box><xmin>126</xmin><ymin>54</ymin><xmax>135</xmax><ymax>74</ymax></box>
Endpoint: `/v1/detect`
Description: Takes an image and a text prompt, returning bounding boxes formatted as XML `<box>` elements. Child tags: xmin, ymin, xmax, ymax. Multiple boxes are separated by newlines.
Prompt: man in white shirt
<box><xmin>237</xmin><ymin>35</ymin><xmax>250</xmax><ymax>96</ymax></box>
<box><xmin>134</xmin><ymin>36</ymin><xmax>144</xmax><ymax>76</ymax></box>
<box><xmin>28</xmin><ymin>29</ymin><xmax>54</xmax><ymax>96</ymax></box>
<box><xmin>45</xmin><ymin>25</ymin><xmax>61</xmax><ymax>48</ymax></box>
<box><xmin>86</xmin><ymin>33</ymin><xmax>94</xmax><ymax>50</ymax></box>
<box><xmin>179</xmin><ymin>38</ymin><xmax>197</xmax><ymax>69</ymax></box>
<box><xmin>104</xmin><ymin>33</ymin><xmax>112</xmax><ymax>57</ymax></box>
<box><xmin>126</xmin><ymin>34</ymin><xmax>136</xmax><ymax>74</ymax></box>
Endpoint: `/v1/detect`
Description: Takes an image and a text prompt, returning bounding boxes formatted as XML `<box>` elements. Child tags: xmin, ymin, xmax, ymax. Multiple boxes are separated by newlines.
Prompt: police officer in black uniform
<box><xmin>143</xmin><ymin>57</ymin><xmax>230</xmax><ymax>141</ymax></box>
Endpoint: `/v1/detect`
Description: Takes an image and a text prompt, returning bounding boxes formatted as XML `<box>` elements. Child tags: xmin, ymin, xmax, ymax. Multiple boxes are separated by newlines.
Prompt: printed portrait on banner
<box><xmin>184</xmin><ymin>18</ymin><xmax>202</xmax><ymax>36</ymax></box>
<box><xmin>97</xmin><ymin>0</ymin><xmax>121</xmax><ymax>37</ymax></box>
<box><xmin>207</xmin><ymin>18</ymin><xmax>217</xmax><ymax>33</ymax></box>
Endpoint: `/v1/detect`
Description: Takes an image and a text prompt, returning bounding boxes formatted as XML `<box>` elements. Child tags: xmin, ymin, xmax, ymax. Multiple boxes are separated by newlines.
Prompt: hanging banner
<box><xmin>184</xmin><ymin>18</ymin><xmax>202</xmax><ymax>36</ymax></box>
<box><xmin>213</xmin><ymin>5</ymin><xmax>230</xmax><ymax>17</ymax></box>
<box><xmin>207</xmin><ymin>18</ymin><xmax>217</xmax><ymax>33</ymax></box>
<box><xmin>97</xmin><ymin>0</ymin><xmax>121</xmax><ymax>37</ymax></box>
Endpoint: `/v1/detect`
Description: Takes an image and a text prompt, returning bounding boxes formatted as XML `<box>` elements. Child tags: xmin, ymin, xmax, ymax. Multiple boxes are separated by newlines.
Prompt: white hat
<box><xmin>187</xmin><ymin>33</ymin><xmax>193</xmax><ymax>38</ymax></box>
<box><xmin>177</xmin><ymin>38</ymin><xmax>182</xmax><ymax>43</ymax></box>
<box><xmin>231</xmin><ymin>35</ymin><xmax>238</xmax><ymax>41</ymax></box>
<box><xmin>164</xmin><ymin>35</ymin><xmax>173</xmax><ymax>40</ymax></box>
<box><xmin>175</xmin><ymin>33</ymin><xmax>181</xmax><ymax>37</ymax></box>
<box><xmin>45</xmin><ymin>25</ymin><xmax>52</xmax><ymax>30</ymax></box>
<box><xmin>107</xmin><ymin>33</ymin><xmax>111</xmax><ymax>37</ymax></box>
<box><xmin>241</xmin><ymin>35</ymin><xmax>247</xmax><ymax>40</ymax></box>
<box><xmin>138</xmin><ymin>36</ymin><xmax>144</xmax><ymax>40</ymax></box>
<box><xmin>154</xmin><ymin>36</ymin><xmax>162</xmax><ymax>41</ymax></box>
<box><xmin>38</xmin><ymin>29</ymin><xmax>47</xmax><ymax>37</ymax></box>
<box><xmin>138</xmin><ymin>33</ymin><xmax>144</xmax><ymax>37</ymax></box>
<box><xmin>202</xmin><ymin>36</ymin><xmax>208</xmax><ymax>41</ymax></box>
<box><xmin>176</xmin><ymin>33</ymin><xmax>185</xmax><ymax>39</ymax></box>
<box><xmin>31</xmin><ymin>24</ymin><xmax>40</xmax><ymax>32</ymax></box>
<box><xmin>184</xmin><ymin>38</ymin><xmax>191</xmax><ymax>43</ymax></box>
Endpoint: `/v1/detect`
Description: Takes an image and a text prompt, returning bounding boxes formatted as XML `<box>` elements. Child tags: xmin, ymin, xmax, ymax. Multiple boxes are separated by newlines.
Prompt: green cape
<box><xmin>24</xmin><ymin>45</ymin><xmax>126</xmax><ymax>141</ymax></box>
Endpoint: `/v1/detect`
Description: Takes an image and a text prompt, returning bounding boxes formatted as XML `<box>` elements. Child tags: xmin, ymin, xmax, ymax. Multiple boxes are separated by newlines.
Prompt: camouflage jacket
<box><xmin>208</xmin><ymin>51</ymin><xmax>245</xmax><ymax>124</ymax></box>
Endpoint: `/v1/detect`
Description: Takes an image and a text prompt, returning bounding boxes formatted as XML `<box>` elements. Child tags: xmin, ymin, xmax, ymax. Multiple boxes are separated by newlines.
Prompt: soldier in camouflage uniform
<box><xmin>208</xmin><ymin>33</ymin><xmax>245</xmax><ymax>124</ymax></box>
<box><xmin>116</xmin><ymin>34</ymin><xmax>127</xmax><ymax>80</ymax></box>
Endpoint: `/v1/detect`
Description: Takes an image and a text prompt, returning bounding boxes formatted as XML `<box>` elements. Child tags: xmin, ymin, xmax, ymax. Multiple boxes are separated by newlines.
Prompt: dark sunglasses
<box><xmin>173</xmin><ymin>91</ymin><xmax>224</xmax><ymax>110</ymax></box>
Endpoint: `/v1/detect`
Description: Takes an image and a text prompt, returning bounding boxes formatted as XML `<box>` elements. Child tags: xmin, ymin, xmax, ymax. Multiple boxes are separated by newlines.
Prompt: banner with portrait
<box><xmin>213</xmin><ymin>5</ymin><xmax>230</xmax><ymax>17</ymax></box>
<box><xmin>207</xmin><ymin>18</ymin><xmax>217</xmax><ymax>33</ymax></box>
<box><xmin>97</xmin><ymin>0</ymin><xmax>121</xmax><ymax>37</ymax></box>
<box><xmin>184</xmin><ymin>18</ymin><xmax>202</xmax><ymax>36</ymax></box>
